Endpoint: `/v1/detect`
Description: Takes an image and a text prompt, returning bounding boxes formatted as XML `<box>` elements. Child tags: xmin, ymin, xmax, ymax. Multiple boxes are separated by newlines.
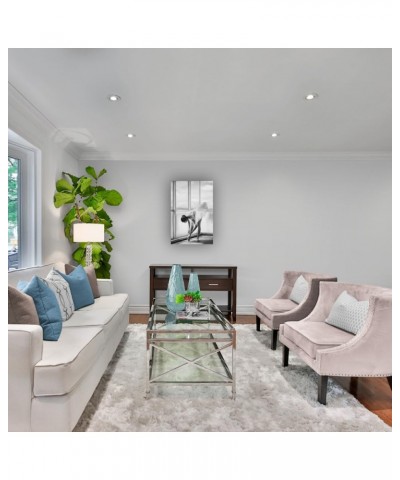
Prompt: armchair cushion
<box><xmin>255</xmin><ymin>298</ymin><xmax>297</xmax><ymax>319</ymax></box>
<box><xmin>289</xmin><ymin>274</ymin><xmax>309</xmax><ymax>304</ymax></box>
<box><xmin>325</xmin><ymin>290</ymin><xmax>369</xmax><ymax>335</ymax></box>
<box><xmin>284</xmin><ymin>321</ymin><xmax>354</xmax><ymax>359</ymax></box>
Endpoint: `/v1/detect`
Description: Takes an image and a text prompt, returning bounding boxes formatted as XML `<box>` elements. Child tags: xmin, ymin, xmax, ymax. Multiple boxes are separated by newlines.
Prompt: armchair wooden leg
<box><xmin>387</xmin><ymin>376</ymin><xmax>392</xmax><ymax>389</ymax></box>
<box><xmin>318</xmin><ymin>375</ymin><xmax>328</xmax><ymax>405</ymax></box>
<box><xmin>256</xmin><ymin>315</ymin><xmax>261</xmax><ymax>332</ymax></box>
<box><xmin>282</xmin><ymin>345</ymin><xmax>289</xmax><ymax>367</ymax></box>
<box><xmin>271</xmin><ymin>330</ymin><xmax>278</xmax><ymax>350</ymax></box>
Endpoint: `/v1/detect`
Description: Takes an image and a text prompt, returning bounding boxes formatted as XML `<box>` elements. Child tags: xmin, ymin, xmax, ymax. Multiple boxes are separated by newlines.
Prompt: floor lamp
<box><xmin>73</xmin><ymin>223</ymin><xmax>105</xmax><ymax>266</ymax></box>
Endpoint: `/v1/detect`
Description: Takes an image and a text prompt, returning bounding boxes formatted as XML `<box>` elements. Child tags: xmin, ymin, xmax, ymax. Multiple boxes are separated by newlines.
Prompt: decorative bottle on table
<box><xmin>166</xmin><ymin>264</ymin><xmax>185</xmax><ymax>312</ymax></box>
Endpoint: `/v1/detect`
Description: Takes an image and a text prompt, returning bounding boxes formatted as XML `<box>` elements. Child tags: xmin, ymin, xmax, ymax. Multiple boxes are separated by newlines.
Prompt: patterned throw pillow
<box><xmin>41</xmin><ymin>269</ymin><xmax>75</xmax><ymax>321</ymax></box>
<box><xmin>325</xmin><ymin>290</ymin><xmax>369</xmax><ymax>334</ymax></box>
<box><xmin>289</xmin><ymin>275</ymin><xmax>309</xmax><ymax>304</ymax></box>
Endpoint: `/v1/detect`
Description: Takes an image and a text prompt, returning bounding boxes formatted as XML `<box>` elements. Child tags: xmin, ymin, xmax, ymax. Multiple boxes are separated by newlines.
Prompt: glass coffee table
<box><xmin>146</xmin><ymin>298</ymin><xmax>236</xmax><ymax>399</ymax></box>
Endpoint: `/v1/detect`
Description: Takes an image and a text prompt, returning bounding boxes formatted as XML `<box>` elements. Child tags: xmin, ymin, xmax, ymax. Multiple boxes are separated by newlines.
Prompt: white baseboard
<box><xmin>129</xmin><ymin>305</ymin><xmax>255</xmax><ymax>315</ymax></box>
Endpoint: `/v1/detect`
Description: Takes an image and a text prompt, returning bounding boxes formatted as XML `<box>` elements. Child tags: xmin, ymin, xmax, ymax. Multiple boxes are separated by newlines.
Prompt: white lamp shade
<box><xmin>73</xmin><ymin>223</ymin><xmax>105</xmax><ymax>242</ymax></box>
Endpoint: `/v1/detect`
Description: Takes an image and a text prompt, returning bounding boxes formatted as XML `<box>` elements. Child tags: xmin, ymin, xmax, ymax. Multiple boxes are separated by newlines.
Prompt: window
<box><xmin>8</xmin><ymin>131</ymin><xmax>41</xmax><ymax>270</ymax></box>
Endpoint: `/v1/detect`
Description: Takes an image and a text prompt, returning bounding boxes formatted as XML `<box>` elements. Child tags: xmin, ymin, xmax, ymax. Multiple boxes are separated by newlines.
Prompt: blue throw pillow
<box><xmin>56</xmin><ymin>265</ymin><xmax>94</xmax><ymax>309</ymax></box>
<box><xmin>18</xmin><ymin>276</ymin><xmax>62</xmax><ymax>341</ymax></box>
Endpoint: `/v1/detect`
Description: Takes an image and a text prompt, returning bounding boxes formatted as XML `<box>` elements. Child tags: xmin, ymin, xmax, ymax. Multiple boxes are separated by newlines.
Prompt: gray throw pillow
<box><xmin>325</xmin><ymin>290</ymin><xmax>369</xmax><ymax>335</ymax></box>
<box><xmin>64</xmin><ymin>264</ymin><xmax>100</xmax><ymax>298</ymax></box>
<box><xmin>289</xmin><ymin>275</ymin><xmax>308</xmax><ymax>304</ymax></box>
<box><xmin>8</xmin><ymin>286</ymin><xmax>40</xmax><ymax>325</ymax></box>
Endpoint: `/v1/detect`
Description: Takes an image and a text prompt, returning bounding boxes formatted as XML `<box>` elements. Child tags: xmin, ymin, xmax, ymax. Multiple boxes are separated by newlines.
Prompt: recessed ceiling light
<box><xmin>127</xmin><ymin>133</ymin><xmax>135</xmax><ymax>138</ymax></box>
<box><xmin>108</xmin><ymin>94</ymin><xmax>121</xmax><ymax>102</ymax></box>
<box><xmin>271</xmin><ymin>132</ymin><xmax>280</xmax><ymax>138</ymax></box>
<box><xmin>305</xmin><ymin>93</ymin><xmax>319</xmax><ymax>100</ymax></box>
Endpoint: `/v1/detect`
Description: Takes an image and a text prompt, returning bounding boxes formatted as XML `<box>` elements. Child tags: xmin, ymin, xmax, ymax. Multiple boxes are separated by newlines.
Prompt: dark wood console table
<box><xmin>149</xmin><ymin>264</ymin><xmax>237</xmax><ymax>322</ymax></box>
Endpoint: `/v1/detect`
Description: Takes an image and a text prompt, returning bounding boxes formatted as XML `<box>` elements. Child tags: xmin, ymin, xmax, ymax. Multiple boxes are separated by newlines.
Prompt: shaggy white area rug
<box><xmin>74</xmin><ymin>324</ymin><xmax>391</xmax><ymax>432</ymax></box>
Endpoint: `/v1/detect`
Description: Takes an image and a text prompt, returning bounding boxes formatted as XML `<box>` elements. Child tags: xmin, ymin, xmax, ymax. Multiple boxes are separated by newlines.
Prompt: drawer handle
<box><xmin>208</xmin><ymin>283</ymin><xmax>219</xmax><ymax>286</ymax></box>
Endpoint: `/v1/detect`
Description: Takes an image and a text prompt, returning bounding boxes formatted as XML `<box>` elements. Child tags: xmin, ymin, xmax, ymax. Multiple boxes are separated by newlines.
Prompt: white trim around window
<box><xmin>8</xmin><ymin>136</ymin><xmax>42</xmax><ymax>268</ymax></box>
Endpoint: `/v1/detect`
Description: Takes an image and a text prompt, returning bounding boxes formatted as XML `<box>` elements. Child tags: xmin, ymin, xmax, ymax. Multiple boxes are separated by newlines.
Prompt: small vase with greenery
<box><xmin>176</xmin><ymin>291</ymin><xmax>202</xmax><ymax>314</ymax></box>
<box><xmin>53</xmin><ymin>166</ymin><xmax>123</xmax><ymax>278</ymax></box>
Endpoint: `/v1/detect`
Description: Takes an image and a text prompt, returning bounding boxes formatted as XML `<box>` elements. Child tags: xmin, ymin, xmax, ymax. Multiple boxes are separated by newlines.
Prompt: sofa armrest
<box><xmin>8</xmin><ymin>325</ymin><xmax>43</xmax><ymax>431</ymax></box>
<box><xmin>316</xmin><ymin>294</ymin><xmax>392</xmax><ymax>376</ymax></box>
<box><xmin>97</xmin><ymin>279</ymin><xmax>114</xmax><ymax>296</ymax></box>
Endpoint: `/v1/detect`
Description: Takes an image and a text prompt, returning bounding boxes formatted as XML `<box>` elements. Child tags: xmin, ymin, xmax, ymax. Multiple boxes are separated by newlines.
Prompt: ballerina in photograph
<box><xmin>171</xmin><ymin>181</ymin><xmax>213</xmax><ymax>244</ymax></box>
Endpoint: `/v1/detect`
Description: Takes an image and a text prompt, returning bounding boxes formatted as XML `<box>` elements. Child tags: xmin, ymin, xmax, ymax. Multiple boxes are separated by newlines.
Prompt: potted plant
<box><xmin>53</xmin><ymin>166</ymin><xmax>123</xmax><ymax>278</ymax></box>
<box><xmin>176</xmin><ymin>290</ymin><xmax>202</xmax><ymax>314</ymax></box>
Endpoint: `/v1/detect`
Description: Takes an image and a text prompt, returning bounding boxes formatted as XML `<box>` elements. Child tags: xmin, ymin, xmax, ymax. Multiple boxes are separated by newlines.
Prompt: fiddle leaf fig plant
<box><xmin>53</xmin><ymin>166</ymin><xmax>123</xmax><ymax>278</ymax></box>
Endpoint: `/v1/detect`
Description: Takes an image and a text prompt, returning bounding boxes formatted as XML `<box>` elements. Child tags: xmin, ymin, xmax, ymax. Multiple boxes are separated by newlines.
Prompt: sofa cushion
<box><xmin>8</xmin><ymin>286</ymin><xmax>40</xmax><ymax>325</ymax></box>
<box><xmin>56</xmin><ymin>265</ymin><xmax>94</xmax><ymax>309</ymax></box>
<box><xmin>34</xmin><ymin>326</ymin><xmax>103</xmax><ymax>396</ymax></box>
<box><xmin>325</xmin><ymin>290</ymin><xmax>369</xmax><ymax>334</ymax></box>
<box><xmin>65</xmin><ymin>264</ymin><xmax>100</xmax><ymax>299</ymax></box>
<box><xmin>18</xmin><ymin>276</ymin><xmax>62</xmax><ymax>341</ymax></box>
<box><xmin>77</xmin><ymin>293</ymin><xmax>129</xmax><ymax>311</ymax></box>
<box><xmin>283</xmin><ymin>321</ymin><xmax>354</xmax><ymax>359</ymax></box>
<box><xmin>255</xmin><ymin>298</ymin><xmax>297</xmax><ymax>319</ymax></box>
<box><xmin>289</xmin><ymin>275</ymin><xmax>309</xmax><ymax>304</ymax></box>
<box><xmin>41</xmin><ymin>269</ymin><xmax>75</xmax><ymax>321</ymax></box>
<box><xmin>63</xmin><ymin>308</ymin><xmax>120</xmax><ymax>328</ymax></box>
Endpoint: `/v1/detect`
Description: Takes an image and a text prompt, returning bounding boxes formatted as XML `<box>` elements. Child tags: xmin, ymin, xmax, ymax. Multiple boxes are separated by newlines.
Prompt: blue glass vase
<box><xmin>166</xmin><ymin>264</ymin><xmax>185</xmax><ymax>312</ymax></box>
<box><xmin>188</xmin><ymin>272</ymin><xmax>200</xmax><ymax>293</ymax></box>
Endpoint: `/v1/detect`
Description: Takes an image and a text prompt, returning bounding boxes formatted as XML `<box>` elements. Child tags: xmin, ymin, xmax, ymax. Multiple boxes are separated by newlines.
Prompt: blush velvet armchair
<box><xmin>255</xmin><ymin>271</ymin><xmax>337</xmax><ymax>350</ymax></box>
<box><xmin>279</xmin><ymin>281</ymin><xmax>392</xmax><ymax>405</ymax></box>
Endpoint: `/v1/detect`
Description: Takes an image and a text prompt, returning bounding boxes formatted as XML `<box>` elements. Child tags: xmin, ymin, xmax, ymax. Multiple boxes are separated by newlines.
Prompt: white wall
<box><xmin>9</xmin><ymin>86</ymin><xmax>79</xmax><ymax>265</ymax></box>
<box><xmin>79</xmin><ymin>155</ymin><xmax>392</xmax><ymax>313</ymax></box>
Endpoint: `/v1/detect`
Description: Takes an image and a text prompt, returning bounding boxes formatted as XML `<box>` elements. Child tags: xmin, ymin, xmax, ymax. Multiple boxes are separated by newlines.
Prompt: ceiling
<box><xmin>8</xmin><ymin>48</ymin><xmax>392</xmax><ymax>159</ymax></box>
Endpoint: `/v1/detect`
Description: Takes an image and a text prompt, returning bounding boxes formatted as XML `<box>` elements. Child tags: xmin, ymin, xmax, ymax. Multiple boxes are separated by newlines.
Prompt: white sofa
<box><xmin>8</xmin><ymin>263</ymin><xmax>129</xmax><ymax>432</ymax></box>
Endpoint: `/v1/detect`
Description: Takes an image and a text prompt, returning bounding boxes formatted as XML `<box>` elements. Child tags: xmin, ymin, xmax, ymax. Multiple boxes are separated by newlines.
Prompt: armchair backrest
<box><xmin>274</xmin><ymin>271</ymin><xmax>337</xmax><ymax>300</ymax></box>
<box><xmin>306</xmin><ymin>281</ymin><xmax>392</xmax><ymax>323</ymax></box>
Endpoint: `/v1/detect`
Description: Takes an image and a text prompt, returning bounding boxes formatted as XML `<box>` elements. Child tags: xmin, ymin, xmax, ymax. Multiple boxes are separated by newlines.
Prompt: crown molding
<box><xmin>78</xmin><ymin>151</ymin><xmax>392</xmax><ymax>162</ymax></box>
<box><xmin>8</xmin><ymin>83</ymin><xmax>82</xmax><ymax>160</ymax></box>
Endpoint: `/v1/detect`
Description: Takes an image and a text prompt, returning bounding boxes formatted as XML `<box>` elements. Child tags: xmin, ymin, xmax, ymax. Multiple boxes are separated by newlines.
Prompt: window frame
<box><xmin>8</xmin><ymin>139</ymin><xmax>41</xmax><ymax>269</ymax></box>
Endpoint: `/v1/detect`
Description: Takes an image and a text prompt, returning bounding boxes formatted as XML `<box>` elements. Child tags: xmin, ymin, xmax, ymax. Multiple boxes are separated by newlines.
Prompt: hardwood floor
<box><xmin>129</xmin><ymin>313</ymin><xmax>392</xmax><ymax>427</ymax></box>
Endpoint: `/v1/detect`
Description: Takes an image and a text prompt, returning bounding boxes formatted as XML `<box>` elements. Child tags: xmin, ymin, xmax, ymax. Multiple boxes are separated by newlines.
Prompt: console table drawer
<box><xmin>199</xmin><ymin>278</ymin><xmax>233</xmax><ymax>291</ymax></box>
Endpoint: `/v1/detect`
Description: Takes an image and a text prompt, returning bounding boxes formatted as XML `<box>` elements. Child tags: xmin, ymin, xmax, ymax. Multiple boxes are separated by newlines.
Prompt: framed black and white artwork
<box><xmin>170</xmin><ymin>180</ymin><xmax>214</xmax><ymax>244</ymax></box>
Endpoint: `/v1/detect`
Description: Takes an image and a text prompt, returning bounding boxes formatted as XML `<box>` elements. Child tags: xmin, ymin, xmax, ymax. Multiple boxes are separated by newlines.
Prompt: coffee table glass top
<box><xmin>146</xmin><ymin>298</ymin><xmax>236</xmax><ymax>398</ymax></box>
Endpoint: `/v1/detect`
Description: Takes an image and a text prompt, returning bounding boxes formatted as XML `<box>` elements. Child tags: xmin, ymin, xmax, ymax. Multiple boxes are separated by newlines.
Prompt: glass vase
<box><xmin>166</xmin><ymin>264</ymin><xmax>185</xmax><ymax>312</ymax></box>
<box><xmin>188</xmin><ymin>272</ymin><xmax>200</xmax><ymax>293</ymax></box>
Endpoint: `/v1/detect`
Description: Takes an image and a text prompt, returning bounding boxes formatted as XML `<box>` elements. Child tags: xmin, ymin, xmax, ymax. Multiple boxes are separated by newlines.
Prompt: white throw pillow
<box><xmin>325</xmin><ymin>290</ymin><xmax>369</xmax><ymax>335</ymax></box>
<box><xmin>289</xmin><ymin>275</ymin><xmax>308</xmax><ymax>304</ymax></box>
<box><xmin>41</xmin><ymin>269</ymin><xmax>75</xmax><ymax>321</ymax></box>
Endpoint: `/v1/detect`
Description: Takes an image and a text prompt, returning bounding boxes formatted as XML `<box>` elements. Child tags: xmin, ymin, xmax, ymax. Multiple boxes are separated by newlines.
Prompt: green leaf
<box><xmin>91</xmin><ymin>242</ymin><xmax>103</xmax><ymax>256</ymax></box>
<box><xmin>79</xmin><ymin>177</ymin><xmax>92</xmax><ymax>194</ymax></box>
<box><xmin>105</xmin><ymin>228</ymin><xmax>115</xmax><ymax>240</ymax></box>
<box><xmin>97</xmin><ymin>209</ymin><xmax>112</xmax><ymax>228</ymax></box>
<box><xmin>56</xmin><ymin>179</ymin><xmax>73</xmax><ymax>192</ymax></box>
<box><xmin>63</xmin><ymin>207</ymin><xmax>78</xmax><ymax>225</ymax></box>
<box><xmin>104</xmin><ymin>241</ymin><xmax>113</xmax><ymax>252</ymax></box>
<box><xmin>81</xmin><ymin>206</ymin><xmax>98</xmax><ymax>218</ymax></box>
<box><xmin>100</xmin><ymin>250</ymin><xmax>111</xmax><ymax>263</ymax></box>
<box><xmin>72</xmin><ymin>247</ymin><xmax>85</xmax><ymax>262</ymax></box>
<box><xmin>97</xmin><ymin>168</ymin><xmax>107</xmax><ymax>179</ymax></box>
<box><xmin>85</xmin><ymin>166</ymin><xmax>98</xmax><ymax>179</ymax></box>
<box><xmin>83</xmin><ymin>194</ymin><xmax>105</xmax><ymax>212</ymax></box>
<box><xmin>105</xmin><ymin>189</ymin><xmax>123</xmax><ymax>206</ymax></box>
<box><xmin>54</xmin><ymin>192</ymin><xmax>75</xmax><ymax>208</ymax></box>
<box><xmin>63</xmin><ymin>172</ymin><xmax>80</xmax><ymax>186</ymax></box>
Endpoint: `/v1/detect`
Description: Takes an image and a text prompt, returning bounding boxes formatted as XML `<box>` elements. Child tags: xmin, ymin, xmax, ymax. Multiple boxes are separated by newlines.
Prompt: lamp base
<box><xmin>85</xmin><ymin>244</ymin><xmax>93</xmax><ymax>267</ymax></box>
